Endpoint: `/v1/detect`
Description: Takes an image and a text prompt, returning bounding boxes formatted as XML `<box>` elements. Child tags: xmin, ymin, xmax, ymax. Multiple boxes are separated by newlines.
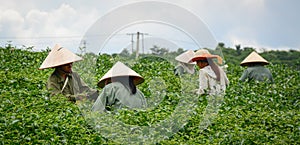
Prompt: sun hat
<box><xmin>39</xmin><ymin>44</ymin><xmax>83</xmax><ymax>70</ymax></box>
<box><xmin>174</xmin><ymin>50</ymin><xmax>196</xmax><ymax>74</ymax></box>
<box><xmin>240</xmin><ymin>51</ymin><xmax>269</xmax><ymax>66</ymax></box>
<box><xmin>191</xmin><ymin>49</ymin><xmax>223</xmax><ymax>64</ymax></box>
<box><xmin>97</xmin><ymin>61</ymin><xmax>144</xmax><ymax>88</ymax></box>
<box><xmin>175</xmin><ymin>50</ymin><xmax>196</xmax><ymax>64</ymax></box>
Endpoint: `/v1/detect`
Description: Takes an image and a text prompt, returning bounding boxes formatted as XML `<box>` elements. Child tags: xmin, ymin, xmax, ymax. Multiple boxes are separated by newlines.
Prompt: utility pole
<box><xmin>136</xmin><ymin>32</ymin><xmax>140</xmax><ymax>59</ymax></box>
<box><xmin>127</xmin><ymin>31</ymin><xmax>148</xmax><ymax>59</ymax></box>
<box><xmin>126</xmin><ymin>33</ymin><xmax>134</xmax><ymax>53</ymax></box>
<box><xmin>142</xmin><ymin>33</ymin><xmax>145</xmax><ymax>54</ymax></box>
<box><xmin>79</xmin><ymin>40</ymin><xmax>86</xmax><ymax>55</ymax></box>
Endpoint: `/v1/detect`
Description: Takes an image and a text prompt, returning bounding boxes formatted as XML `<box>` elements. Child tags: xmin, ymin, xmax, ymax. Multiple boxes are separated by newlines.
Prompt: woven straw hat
<box><xmin>97</xmin><ymin>61</ymin><xmax>144</xmax><ymax>88</ymax></box>
<box><xmin>191</xmin><ymin>49</ymin><xmax>223</xmax><ymax>64</ymax></box>
<box><xmin>39</xmin><ymin>44</ymin><xmax>83</xmax><ymax>69</ymax></box>
<box><xmin>240</xmin><ymin>51</ymin><xmax>269</xmax><ymax>66</ymax></box>
<box><xmin>175</xmin><ymin>50</ymin><xmax>196</xmax><ymax>64</ymax></box>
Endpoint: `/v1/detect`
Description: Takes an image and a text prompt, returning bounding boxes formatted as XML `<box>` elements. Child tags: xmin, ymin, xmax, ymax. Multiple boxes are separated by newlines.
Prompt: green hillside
<box><xmin>0</xmin><ymin>45</ymin><xmax>299</xmax><ymax>144</ymax></box>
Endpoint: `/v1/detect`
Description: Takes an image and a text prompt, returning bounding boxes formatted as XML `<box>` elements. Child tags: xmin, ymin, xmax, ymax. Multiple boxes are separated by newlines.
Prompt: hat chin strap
<box><xmin>61</xmin><ymin>77</ymin><xmax>69</xmax><ymax>93</ymax></box>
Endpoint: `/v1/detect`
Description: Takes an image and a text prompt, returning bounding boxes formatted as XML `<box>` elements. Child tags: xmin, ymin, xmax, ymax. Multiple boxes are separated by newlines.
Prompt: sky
<box><xmin>0</xmin><ymin>0</ymin><xmax>299</xmax><ymax>54</ymax></box>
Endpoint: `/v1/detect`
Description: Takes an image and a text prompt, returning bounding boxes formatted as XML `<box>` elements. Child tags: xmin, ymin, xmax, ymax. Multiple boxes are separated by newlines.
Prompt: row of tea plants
<box><xmin>0</xmin><ymin>46</ymin><xmax>299</xmax><ymax>144</ymax></box>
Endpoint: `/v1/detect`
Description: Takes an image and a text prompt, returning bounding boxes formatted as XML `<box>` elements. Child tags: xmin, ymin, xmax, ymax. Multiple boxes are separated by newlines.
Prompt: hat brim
<box><xmin>97</xmin><ymin>61</ymin><xmax>144</xmax><ymax>88</ymax></box>
<box><xmin>191</xmin><ymin>55</ymin><xmax>218</xmax><ymax>62</ymax></box>
<box><xmin>240</xmin><ymin>61</ymin><xmax>269</xmax><ymax>66</ymax></box>
<box><xmin>39</xmin><ymin>59</ymin><xmax>82</xmax><ymax>70</ymax></box>
<box><xmin>175</xmin><ymin>50</ymin><xmax>196</xmax><ymax>64</ymax></box>
<box><xmin>39</xmin><ymin>44</ymin><xmax>83</xmax><ymax>69</ymax></box>
<box><xmin>97</xmin><ymin>75</ymin><xmax>144</xmax><ymax>88</ymax></box>
<box><xmin>240</xmin><ymin>51</ymin><xmax>269</xmax><ymax>66</ymax></box>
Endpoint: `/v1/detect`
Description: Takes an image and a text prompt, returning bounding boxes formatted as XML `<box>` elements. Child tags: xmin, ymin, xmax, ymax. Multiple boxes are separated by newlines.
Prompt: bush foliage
<box><xmin>0</xmin><ymin>45</ymin><xmax>299</xmax><ymax>144</ymax></box>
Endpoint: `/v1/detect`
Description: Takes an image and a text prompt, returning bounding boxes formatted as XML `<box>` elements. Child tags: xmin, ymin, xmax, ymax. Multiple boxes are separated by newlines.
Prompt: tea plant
<box><xmin>0</xmin><ymin>46</ymin><xmax>299</xmax><ymax>144</ymax></box>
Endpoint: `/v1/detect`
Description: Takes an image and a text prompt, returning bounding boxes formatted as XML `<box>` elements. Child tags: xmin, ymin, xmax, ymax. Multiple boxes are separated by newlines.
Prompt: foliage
<box><xmin>218</xmin><ymin>44</ymin><xmax>300</xmax><ymax>70</ymax></box>
<box><xmin>0</xmin><ymin>45</ymin><xmax>299</xmax><ymax>144</ymax></box>
<box><xmin>149</xmin><ymin>45</ymin><xmax>169</xmax><ymax>55</ymax></box>
<box><xmin>0</xmin><ymin>47</ymin><xmax>105</xmax><ymax>144</ymax></box>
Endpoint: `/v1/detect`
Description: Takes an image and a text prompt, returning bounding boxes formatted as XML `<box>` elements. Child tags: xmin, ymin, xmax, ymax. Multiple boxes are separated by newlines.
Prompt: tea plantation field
<box><xmin>0</xmin><ymin>47</ymin><xmax>299</xmax><ymax>144</ymax></box>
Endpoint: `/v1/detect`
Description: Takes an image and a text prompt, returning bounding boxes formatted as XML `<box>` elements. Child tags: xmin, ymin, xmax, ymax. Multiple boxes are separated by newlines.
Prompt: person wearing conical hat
<box><xmin>191</xmin><ymin>49</ymin><xmax>229</xmax><ymax>128</ymax></box>
<box><xmin>39</xmin><ymin>44</ymin><xmax>98</xmax><ymax>103</ymax></box>
<box><xmin>92</xmin><ymin>61</ymin><xmax>147</xmax><ymax>112</ymax></box>
<box><xmin>174</xmin><ymin>50</ymin><xmax>196</xmax><ymax>76</ymax></box>
<box><xmin>239</xmin><ymin>51</ymin><xmax>273</xmax><ymax>82</ymax></box>
<box><xmin>191</xmin><ymin>49</ymin><xmax>229</xmax><ymax>95</ymax></box>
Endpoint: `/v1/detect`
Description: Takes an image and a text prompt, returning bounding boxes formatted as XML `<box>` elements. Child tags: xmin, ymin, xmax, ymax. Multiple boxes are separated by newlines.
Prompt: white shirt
<box><xmin>197</xmin><ymin>65</ymin><xmax>229</xmax><ymax>96</ymax></box>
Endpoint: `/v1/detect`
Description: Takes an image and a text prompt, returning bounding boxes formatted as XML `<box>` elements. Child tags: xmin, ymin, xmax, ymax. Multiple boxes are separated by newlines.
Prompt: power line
<box><xmin>0</xmin><ymin>36</ymin><xmax>82</xmax><ymax>39</ymax></box>
<box><xmin>147</xmin><ymin>34</ymin><xmax>197</xmax><ymax>45</ymax></box>
<box><xmin>0</xmin><ymin>33</ymin><xmax>130</xmax><ymax>40</ymax></box>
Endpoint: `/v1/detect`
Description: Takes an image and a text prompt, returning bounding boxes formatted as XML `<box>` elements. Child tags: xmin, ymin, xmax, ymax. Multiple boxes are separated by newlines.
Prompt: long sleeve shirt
<box><xmin>197</xmin><ymin>66</ymin><xmax>229</xmax><ymax>96</ymax></box>
<box><xmin>239</xmin><ymin>65</ymin><xmax>273</xmax><ymax>82</ymax></box>
<box><xmin>47</xmin><ymin>70</ymin><xmax>98</xmax><ymax>102</ymax></box>
<box><xmin>92</xmin><ymin>82</ymin><xmax>147</xmax><ymax>112</ymax></box>
<box><xmin>174</xmin><ymin>63</ymin><xmax>195</xmax><ymax>76</ymax></box>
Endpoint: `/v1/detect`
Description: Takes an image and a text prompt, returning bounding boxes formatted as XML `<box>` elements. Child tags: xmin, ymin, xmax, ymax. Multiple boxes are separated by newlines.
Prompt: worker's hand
<box><xmin>192</xmin><ymin>89</ymin><xmax>199</xmax><ymax>94</ymax></box>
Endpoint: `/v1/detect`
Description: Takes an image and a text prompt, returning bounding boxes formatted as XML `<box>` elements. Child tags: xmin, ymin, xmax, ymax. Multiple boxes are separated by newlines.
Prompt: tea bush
<box><xmin>0</xmin><ymin>47</ymin><xmax>299</xmax><ymax>144</ymax></box>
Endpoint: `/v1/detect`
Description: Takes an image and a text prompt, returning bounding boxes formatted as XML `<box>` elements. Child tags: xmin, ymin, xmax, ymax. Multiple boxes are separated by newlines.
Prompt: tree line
<box><xmin>119</xmin><ymin>43</ymin><xmax>300</xmax><ymax>70</ymax></box>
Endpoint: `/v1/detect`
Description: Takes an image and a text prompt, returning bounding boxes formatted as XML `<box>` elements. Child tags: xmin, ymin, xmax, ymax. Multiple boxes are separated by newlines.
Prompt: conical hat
<box><xmin>240</xmin><ymin>51</ymin><xmax>269</xmax><ymax>66</ymax></box>
<box><xmin>175</xmin><ymin>50</ymin><xmax>196</xmax><ymax>64</ymax></box>
<box><xmin>191</xmin><ymin>49</ymin><xmax>223</xmax><ymax>64</ymax></box>
<box><xmin>39</xmin><ymin>44</ymin><xmax>83</xmax><ymax>69</ymax></box>
<box><xmin>97</xmin><ymin>61</ymin><xmax>144</xmax><ymax>88</ymax></box>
